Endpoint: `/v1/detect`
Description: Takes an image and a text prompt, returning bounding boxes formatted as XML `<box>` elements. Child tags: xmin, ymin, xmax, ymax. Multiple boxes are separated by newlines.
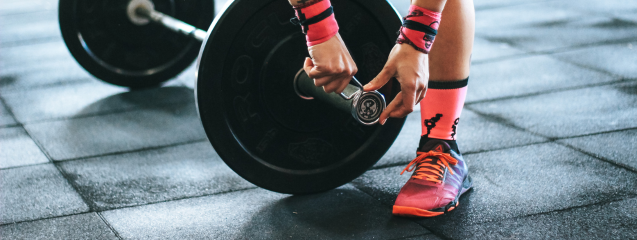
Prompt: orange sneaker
<box><xmin>392</xmin><ymin>140</ymin><xmax>472</xmax><ymax>217</ymax></box>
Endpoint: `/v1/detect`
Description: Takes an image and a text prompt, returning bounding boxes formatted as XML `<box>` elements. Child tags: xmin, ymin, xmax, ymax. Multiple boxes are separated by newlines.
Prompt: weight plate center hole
<box><xmin>127</xmin><ymin>0</ymin><xmax>154</xmax><ymax>26</ymax></box>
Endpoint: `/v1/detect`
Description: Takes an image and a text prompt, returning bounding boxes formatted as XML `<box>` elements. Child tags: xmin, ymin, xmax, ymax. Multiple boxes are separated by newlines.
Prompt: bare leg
<box><xmin>428</xmin><ymin>0</ymin><xmax>475</xmax><ymax>81</ymax></box>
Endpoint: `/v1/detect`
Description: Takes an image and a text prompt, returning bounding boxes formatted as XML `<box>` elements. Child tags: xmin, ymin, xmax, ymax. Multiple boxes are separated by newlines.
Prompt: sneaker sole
<box><xmin>392</xmin><ymin>175</ymin><xmax>473</xmax><ymax>217</ymax></box>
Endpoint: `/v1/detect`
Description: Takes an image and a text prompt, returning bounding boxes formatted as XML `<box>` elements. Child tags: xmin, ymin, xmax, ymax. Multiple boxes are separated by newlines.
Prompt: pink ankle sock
<box><xmin>420</xmin><ymin>78</ymin><xmax>468</xmax><ymax>140</ymax></box>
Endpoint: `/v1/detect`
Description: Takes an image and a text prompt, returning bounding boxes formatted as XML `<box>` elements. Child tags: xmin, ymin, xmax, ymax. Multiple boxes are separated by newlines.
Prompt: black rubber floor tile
<box><xmin>102</xmin><ymin>185</ymin><xmax>429</xmax><ymax>239</ymax></box>
<box><xmin>438</xmin><ymin>197</ymin><xmax>637</xmax><ymax>240</ymax></box>
<box><xmin>0</xmin><ymin>40</ymin><xmax>77</xmax><ymax>69</ymax></box>
<box><xmin>559</xmin><ymin>129</ymin><xmax>637</xmax><ymax>172</ymax></box>
<box><xmin>0</xmin><ymin>126</ymin><xmax>48</xmax><ymax>169</ymax></box>
<box><xmin>0</xmin><ymin>164</ymin><xmax>88</xmax><ymax>224</ymax></box>
<box><xmin>0</xmin><ymin>101</ymin><xmax>17</xmax><ymax>127</ymax></box>
<box><xmin>0</xmin><ymin>17</ymin><xmax>59</xmax><ymax>46</ymax></box>
<box><xmin>0</xmin><ymin>59</ymin><xmax>92</xmax><ymax>93</ymax></box>
<box><xmin>353</xmin><ymin>143</ymin><xmax>637</xmax><ymax>227</ymax></box>
<box><xmin>0</xmin><ymin>9</ymin><xmax>56</xmax><ymax>28</ymax></box>
<box><xmin>479</xmin><ymin>15</ymin><xmax>637</xmax><ymax>52</ymax></box>
<box><xmin>374</xmin><ymin>113</ymin><xmax>420</xmax><ymax>168</ymax></box>
<box><xmin>454</xmin><ymin>110</ymin><xmax>547</xmax><ymax>153</ymax></box>
<box><xmin>0</xmin><ymin>213</ymin><xmax>118</xmax><ymax>240</ymax></box>
<box><xmin>553</xmin><ymin>41</ymin><xmax>637</xmax><ymax>79</ymax></box>
<box><xmin>472</xmin><ymin>37</ymin><xmax>525</xmax><ymax>63</ymax></box>
<box><xmin>473</xmin><ymin>0</ymin><xmax>559</xmax><ymax>11</ymax></box>
<box><xmin>374</xmin><ymin>110</ymin><xmax>546</xmax><ymax>167</ymax></box>
<box><xmin>0</xmin><ymin>40</ymin><xmax>93</xmax><ymax>92</ymax></box>
<box><xmin>402</xmin><ymin>234</ymin><xmax>444</xmax><ymax>240</ymax></box>
<box><xmin>546</xmin><ymin>0</ymin><xmax>637</xmax><ymax>16</ymax></box>
<box><xmin>59</xmin><ymin>142</ymin><xmax>255</xmax><ymax>211</ymax></box>
<box><xmin>475</xmin><ymin>3</ymin><xmax>583</xmax><ymax>32</ymax></box>
<box><xmin>0</xmin><ymin>0</ymin><xmax>56</xmax><ymax>16</ymax></box>
<box><xmin>24</xmin><ymin>101</ymin><xmax>206</xmax><ymax>161</ymax></box>
<box><xmin>469</xmin><ymin>81</ymin><xmax>637</xmax><ymax>138</ymax></box>
<box><xmin>3</xmin><ymin>84</ymin><xmax>190</xmax><ymax>123</ymax></box>
<box><xmin>467</xmin><ymin>55</ymin><xmax>615</xmax><ymax>103</ymax></box>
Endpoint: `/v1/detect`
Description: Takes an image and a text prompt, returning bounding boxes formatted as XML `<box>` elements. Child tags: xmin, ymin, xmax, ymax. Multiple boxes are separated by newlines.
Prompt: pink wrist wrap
<box><xmin>291</xmin><ymin>0</ymin><xmax>339</xmax><ymax>46</ymax></box>
<box><xmin>396</xmin><ymin>5</ymin><xmax>441</xmax><ymax>54</ymax></box>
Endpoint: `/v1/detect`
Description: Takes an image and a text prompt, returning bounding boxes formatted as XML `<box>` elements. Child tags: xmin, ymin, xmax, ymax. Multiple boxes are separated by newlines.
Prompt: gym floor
<box><xmin>1</xmin><ymin>0</ymin><xmax>636</xmax><ymax>239</ymax></box>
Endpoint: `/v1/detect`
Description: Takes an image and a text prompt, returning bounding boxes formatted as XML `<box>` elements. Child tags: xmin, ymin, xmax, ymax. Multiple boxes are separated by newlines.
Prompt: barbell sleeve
<box><xmin>136</xmin><ymin>7</ymin><xmax>207</xmax><ymax>41</ymax></box>
<box><xmin>294</xmin><ymin>70</ymin><xmax>386</xmax><ymax>125</ymax></box>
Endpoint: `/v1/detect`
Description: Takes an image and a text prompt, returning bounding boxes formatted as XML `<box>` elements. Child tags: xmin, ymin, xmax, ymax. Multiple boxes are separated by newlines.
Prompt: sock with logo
<box><xmin>419</xmin><ymin>78</ymin><xmax>468</xmax><ymax>154</ymax></box>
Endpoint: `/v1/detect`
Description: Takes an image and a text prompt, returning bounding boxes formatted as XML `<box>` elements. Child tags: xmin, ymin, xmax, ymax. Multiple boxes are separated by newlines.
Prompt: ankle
<box><xmin>418</xmin><ymin>137</ymin><xmax>460</xmax><ymax>154</ymax></box>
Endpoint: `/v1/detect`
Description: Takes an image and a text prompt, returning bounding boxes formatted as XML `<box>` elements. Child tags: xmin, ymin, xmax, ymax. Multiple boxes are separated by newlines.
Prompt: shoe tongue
<box><xmin>419</xmin><ymin>140</ymin><xmax>451</xmax><ymax>153</ymax></box>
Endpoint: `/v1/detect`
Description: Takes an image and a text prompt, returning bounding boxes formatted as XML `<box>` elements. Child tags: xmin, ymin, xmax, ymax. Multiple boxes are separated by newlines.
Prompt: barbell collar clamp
<box><xmin>294</xmin><ymin>69</ymin><xmax>386</xmax><ymax>125</ymax></box>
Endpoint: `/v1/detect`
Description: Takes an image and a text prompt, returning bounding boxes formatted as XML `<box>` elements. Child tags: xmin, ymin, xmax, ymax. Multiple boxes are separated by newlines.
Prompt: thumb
<box><xmin>303</xmin><ymin>57</ymin><xmax>315</xmax><ymax>76</ymax></box>
<box><xmin>363</xmin><ymin>68</ymin><xmax>393</xmax><ymax>92</ymax></box>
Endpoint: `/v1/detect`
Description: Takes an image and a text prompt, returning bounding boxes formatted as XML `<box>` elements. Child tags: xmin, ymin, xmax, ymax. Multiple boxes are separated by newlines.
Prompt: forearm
<box><xmin>411</xmin><ymin>0</ymin><xmax>447</xmax><ymax>12</ymax></box>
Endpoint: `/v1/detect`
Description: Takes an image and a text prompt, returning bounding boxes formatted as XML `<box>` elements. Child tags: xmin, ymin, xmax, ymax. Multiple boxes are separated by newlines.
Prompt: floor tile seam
<box><xmin>94</xmin><ymin>186</ymin><xmax>259</xmax><ymax>213</ymax></box>
<box><xmin>0</xmin><ymin>161</ymin><xmax>52</xmax><ymax>171</ymax></box>
<box><xmin>0</xmin><ymin>9</ymin><xmax>55</xmax><ymax>17</ymax></box>
<box><xmin>0</xmin><ymin>123</ymin><xmax>21</xmax><ymax>128</ymax></box>
<box><xmin>96</xmin><ymin>212</ymin><xmax>124</xmax><ymax>240</ymax></box>
<box><xmin>50</xmin><ymin>138</ymin><xmax>209</xmax><ymax>163</ymax></box>
<box><xmin>468</xmin><ymin>100</ymin><xmax>637</xmax><ymax>143</ymax></box>
<box><xmin>470</xmin><ymin>36</ymin><xmax>636</xmax><ymax>66</ymax></box>
<box><xmin>463</xmin><ymin>106</ymin><xmax>550</xmax><ymax>139</ymax></box>
<box><xmin>0</xmin><ymin>137</ymin><xmax>205</xmax><ymax>169</ymax></box>
<box><xmin>466</xmin><ymin>195</ymin><xmax>637</xmax><ymax>228</ymax></box>
<box><xmin>556</xmin><ymin>126</ymin><xmax>637</xmax><ymax>141</ymax></box>
<box><xmin>0</xmin><ymin>211</ymin><xmax>92</xmax><ymax>227</ymax></box>
<box><xmin>555</xmin><ymin>141</ymin><xmax>637</xmax><ymax>174</ymax></box>
<box><xmin>471</xmin><ymin>52</ymin><xmax>537</xmax><ymax>66</ymax></box>
<box><xmin>0</xmin><ymin>78</ymin><xmax>90</xmax><ymax>94</ymax></box>
<box><xmin>473</xmin><ymin>35</ymin><xmax>637</xmax><ymax>63</ymax></box>
<box><xmin>472</xmin><ymin>41</ymin><xmax>622</xmax><ymax>79</ymax></box>
<box><xmin>0</xmin><ymin>187</ymin><xmax>260</xmax><ymax>228</ymax></box>
<box><xmin>14</xmin><ymin>98</ymin><xmax>196</xmax><ymax>125</ymax></box>
<box><xmin>473</xmin><ymin>0</ymin><xmax>556</xmax><ymax>12</ymax></box>
<box><xmin>546</xmin><ymin>54</ymin><xmax>624</xmax><ymax>78</ymax></box>
<box><xmin>524</xmin><ymin>37</ymin><xmax>637</xmax><ymax>55</ymax></box>
<box><xmin>0</xmin><ymin>97</ymin><xmax>19</xmax><ymax>125</ymax></box>
<box><xmin>388</xmin><ymin>233</ymin><xmax>442</xmax><ymax>240</ymax></box>
<box><xmin>370</xmin><ymin>141</ymin><xmax>551</xmax><ymax>170</ymax></box>
<box><xmin>51</xmin><ymin>161</ymin><xmax>98</xmax><ymax>212</ymax></box>
<box><xmin>0</xmin><ymin>36</ymin><xmax>61</xmax><ymax>49</ymax></box>
<box><xmin>0</xmin><ymin>97</ymin><xmax>55</xmax><ymax>163</ymax></box>
<box><xmin>464</xmin><ymin>78</ymin><xmax>635</xmax><ymax>105</ymax></box>
<box><xmin>349</xmin><ymin>183</ymin><xmax>448</xmax><ymax>240</ymax></box>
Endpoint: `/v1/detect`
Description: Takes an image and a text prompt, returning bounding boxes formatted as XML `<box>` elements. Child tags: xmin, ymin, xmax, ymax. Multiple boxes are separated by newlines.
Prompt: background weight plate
<box><xmin>196</xmin><ymin>0</ymin><xmax>404</xmax><ymax>194</ymax></box>
<box><xmin>59</xmin><ymin>0</ymin><xmax>214</xmax><ymax>88</ymax></box>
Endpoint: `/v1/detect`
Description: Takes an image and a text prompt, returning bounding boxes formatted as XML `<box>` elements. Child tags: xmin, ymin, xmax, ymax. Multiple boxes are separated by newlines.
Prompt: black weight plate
<box><xmin>59</xmin><ymin>0</ymin><xmax>214</xmax><ymax>88</ymax></box>
<box><xmin>196</xmin><ymin>0</ymin><xmax>404</xmax><ymax>194</ymax></box>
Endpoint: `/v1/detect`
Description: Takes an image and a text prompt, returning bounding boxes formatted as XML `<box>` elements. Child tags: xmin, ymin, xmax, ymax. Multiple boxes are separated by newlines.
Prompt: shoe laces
<box><xmin>400</xmin><ymin>151</ymin><xmax>458</xmax><ymax>184</ymax></box>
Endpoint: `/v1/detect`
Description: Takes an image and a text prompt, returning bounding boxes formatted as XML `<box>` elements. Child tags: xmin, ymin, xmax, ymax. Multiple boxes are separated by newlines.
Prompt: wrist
<box><xmin>290</xmin><ymin>0</ymin><xmax>339</xmax><ymax>47</ymax></box>
<box><xmin>396</xmin><ymin>5</ymin><xmax>441</xmax><ymax>54</ymax></box>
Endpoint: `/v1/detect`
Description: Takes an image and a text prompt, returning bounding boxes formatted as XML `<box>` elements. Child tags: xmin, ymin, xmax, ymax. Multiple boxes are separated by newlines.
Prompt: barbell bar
<box><xmin>129</xmin><ymin>0</ymin><xmax>208</xmax><ymax>41</ymax></box>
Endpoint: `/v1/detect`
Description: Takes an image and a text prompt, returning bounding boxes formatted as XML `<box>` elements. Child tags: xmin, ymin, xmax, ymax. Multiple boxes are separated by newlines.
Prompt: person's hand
<box><xmin>363</xmin><ymin>43</ymin><xmax>429</xmax><ymax>125</ymax></box>
<box><xmin>303</xmin><ymin>33</ymin><xmax>357</xmax><ymax>94</ymax></box>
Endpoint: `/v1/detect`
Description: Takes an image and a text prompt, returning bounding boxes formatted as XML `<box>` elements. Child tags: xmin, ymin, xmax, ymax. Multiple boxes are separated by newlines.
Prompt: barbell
<box><xmin>60</xmin><ymin>0</ymin><xmax>405</xmax><ymax>194</ymax></box>
<box><xmin>195</xmin><ymin>0</ymin><xmax>404</xmax><ymax>194</ymax></box>
<box><xmin>59</xmin><ymin>0</ymin><xmax>213</xmax><ymax>88</ymax></box>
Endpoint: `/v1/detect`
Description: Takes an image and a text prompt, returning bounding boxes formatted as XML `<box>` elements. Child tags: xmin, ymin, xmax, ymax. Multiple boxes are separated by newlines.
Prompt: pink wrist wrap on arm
<box><xmin>292</xmin><ymin>0</ymin><xmax>339</xmax><ymax>46</ymax></box>
<box><xmin>397</xmin><ymin>5</ymin><xmax>441</xmax><ymax>54</ymax></box>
